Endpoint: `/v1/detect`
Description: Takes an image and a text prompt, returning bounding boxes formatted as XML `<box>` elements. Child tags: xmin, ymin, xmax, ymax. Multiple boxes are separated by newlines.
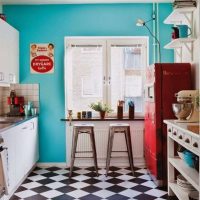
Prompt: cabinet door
<box><xmin>0</xmin><ymin>19</ymin><xmax>19</xmax><ymax>85</ymax></box>
<box><xmin>15</xmin><ymin>124</ymin><xmax>27</xmax><ymax>185</ymax></box>
<box><xmin>23</xmin><ymin>118</ymin><xmax>39</xmax><ymax>174</ymax></box>
<box><xmin>1</xmin><ymin>129</ymin><xmax>16</xmax><ymax>194</ymax></box>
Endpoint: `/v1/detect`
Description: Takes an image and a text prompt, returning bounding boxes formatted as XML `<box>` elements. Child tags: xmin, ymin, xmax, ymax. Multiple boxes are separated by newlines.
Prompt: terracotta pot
<box><xmin>99</xmin><ymin>111</ymin><xmax>106</xmax><ymax>119</ymax></box>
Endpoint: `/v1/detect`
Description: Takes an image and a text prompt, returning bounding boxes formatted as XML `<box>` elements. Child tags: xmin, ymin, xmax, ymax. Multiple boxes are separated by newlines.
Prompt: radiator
<box><xmin>66</xmin><ymin>121</ymin><xmax>145</xmax><ymax>167</ymax></box>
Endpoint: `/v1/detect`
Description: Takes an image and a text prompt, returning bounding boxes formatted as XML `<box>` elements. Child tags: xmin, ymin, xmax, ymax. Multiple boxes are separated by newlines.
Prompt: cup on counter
<box><xmin>87</xmin><ymin>111</ymin><xmax>92</xmax><ymax>119</ymax></box>
<box><xmin>24</xmin><ymin>105</ymin><xmax>29</xmax><ymax>116</ymax></box>
<box><xmin>31</xmin><ymin>108</ymin><xmax>37</xmax><ymax>116</ymax></box>
<box><xmin>77</xmin><ymin>112</ymin><xmax>81</xmax><ymax>119</ymax></box>
<box><xmin>82</xmin><ymin>111</ymin><xmax>87</xmax><ymax>119</ymax></box>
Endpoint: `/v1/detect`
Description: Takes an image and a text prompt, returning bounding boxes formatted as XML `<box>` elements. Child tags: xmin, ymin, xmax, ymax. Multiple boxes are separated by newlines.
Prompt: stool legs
<box><xmin>69</xmin><ymin>125</ymin><xmax>98</xmax><ymax>178</ymax></box>
<box><xmin>106</xmin><ymin>126</ymin><xmax>135</xmax><ymax>177</ymax></box>
<box><xmin>90</xmin><ymin>128</ymin><xmax>98</xmax><ymax>176</ymax></box>
<box><xmin>125</xmin><ymin>127</ymin><xmax>134</xmax><ymax>175</ymax></box>
<box><xmin>69</xmin><ymin>128</ymin><xmax>79</xmax><ymax>178</ymax></box>
<box><xmin>106</xmin><ymin>128</ymin><xmax>114</xmax><ymax>176</ymax></box>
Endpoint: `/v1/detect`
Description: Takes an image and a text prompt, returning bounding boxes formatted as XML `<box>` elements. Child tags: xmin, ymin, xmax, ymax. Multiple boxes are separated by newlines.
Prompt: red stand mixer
<box><xmin>7</xmin><ymin>90</ymin><xmax>24</xmax><ymax>116</ymax></box>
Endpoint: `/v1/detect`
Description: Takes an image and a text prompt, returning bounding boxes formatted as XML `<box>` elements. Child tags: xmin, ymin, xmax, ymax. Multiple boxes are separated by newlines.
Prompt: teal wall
<box><xmin>4</xmin><ymin>3</ymin><xmax>173</xmax><ymax>163</ymax></box>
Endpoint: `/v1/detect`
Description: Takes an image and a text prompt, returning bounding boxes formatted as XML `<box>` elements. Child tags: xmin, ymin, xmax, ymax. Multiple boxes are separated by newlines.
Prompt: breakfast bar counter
<box><xmin>64</xmin><ymin>118</ymin><xmax>145</xmax><ymax>168</ymax></box>
<box><xmin>61</xmin><ymin>117</ymin><xmax>144</xmax><ymax>121</ymax></box>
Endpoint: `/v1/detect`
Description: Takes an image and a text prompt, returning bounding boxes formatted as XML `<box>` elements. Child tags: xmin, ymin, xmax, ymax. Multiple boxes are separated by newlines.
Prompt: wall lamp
<box><xmin>136</xmin><ymin>17</ymin><xmax>161</xmax><ymax>63</ymax></box>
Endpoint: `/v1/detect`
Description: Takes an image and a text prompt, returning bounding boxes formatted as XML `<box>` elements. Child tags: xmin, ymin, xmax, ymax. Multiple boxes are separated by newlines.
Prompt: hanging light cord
<box><xmin>144</xmin><ymin>24</ymin><xmax>161</xmax><ymax>63</ymax></box>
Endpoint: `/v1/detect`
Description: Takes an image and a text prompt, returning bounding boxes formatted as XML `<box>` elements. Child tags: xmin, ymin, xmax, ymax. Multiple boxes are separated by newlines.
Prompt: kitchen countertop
<box><xmin>0</xmin><ymin>115</ymin><xmax>38</xmax><ymax>133</ymax></box>
<box><xmin>163</xmin><ymin>119</ymin><xmax>199</xmax><ymax>138</ymax></box>
<box><xmin>61</xmin><ymin>117</ymin><xmax>144</xmax><ymax>121</ymax></box>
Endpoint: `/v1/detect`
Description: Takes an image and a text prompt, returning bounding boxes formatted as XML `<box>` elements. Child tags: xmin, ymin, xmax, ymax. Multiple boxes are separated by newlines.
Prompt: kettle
<box><xmin>172</xmin><ymin>27</ymin><xmax>179</xmax><ymax>39</ymax></box>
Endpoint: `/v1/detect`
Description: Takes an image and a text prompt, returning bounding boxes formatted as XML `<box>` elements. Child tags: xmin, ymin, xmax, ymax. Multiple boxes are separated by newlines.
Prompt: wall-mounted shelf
<box><xmin>164</xmin><ymin>38</ymin><xmax>195</xmax><ymax>61</ymax></box>
<box><xmin>164</xmin><ymin>7</ymin><xmax>196</xmax><ymax>26</ymax></box>
<box><xmin>164</xmin><ymin>38</ymin><xmax>195</xmax><ymax>49</ymax></box>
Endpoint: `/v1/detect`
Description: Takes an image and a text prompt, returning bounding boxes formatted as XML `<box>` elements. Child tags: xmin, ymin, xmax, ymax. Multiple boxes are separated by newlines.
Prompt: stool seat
<box><xmin>69</xmin><ymin>123</ymin><xmax>98</xmax><ymax>178</ymax></box>
<box><xmin>109</xmin><ymin>123</ymin><xmax>129</xmax><ymax>127</ymax></box>
<box><xmin>106</xmin><ymin>123</ymin><xmax>134</xmax><ymax>176</ymax></box>
<box><xmin>74</xmin><ymin>123</ymin><xmax>94</xmax><ymax>127</ymax></box>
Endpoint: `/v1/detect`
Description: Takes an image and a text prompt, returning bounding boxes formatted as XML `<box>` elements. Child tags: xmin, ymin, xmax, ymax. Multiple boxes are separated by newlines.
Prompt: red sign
<box><xmin>31</xmin><ymin>55</ymin><xmax>53</xmax><ymax>73</ymax></box>
<box><xmin>30</xmin><ymin>43</ymin><xmax>54</xmax><ymax>74</ymax></box>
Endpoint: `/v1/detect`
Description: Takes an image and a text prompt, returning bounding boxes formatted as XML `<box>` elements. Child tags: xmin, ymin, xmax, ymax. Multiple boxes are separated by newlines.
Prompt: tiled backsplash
<box><xmin>0</xmin><ymin>87</ymin><xmax>3</xmax><ymax>115</ymax></box>
<box><xmin>0</xmin><ymin>83</ymin><xmax>39</xmax><ymax>115</ymax></box>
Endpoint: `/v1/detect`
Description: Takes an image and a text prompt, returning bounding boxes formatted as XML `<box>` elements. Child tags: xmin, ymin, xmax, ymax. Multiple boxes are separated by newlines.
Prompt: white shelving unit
<box><xmin>163</xmin><ymin>7</ymin><xmax>196</xmax><ymax>62</ymax></box>
<box><xmin>164</xmin><ymin>38</ymin><xmax>195</xmax><ymax>49</ymax></box>
<box><xmin>164</xmin><ymin>7</ymin><xmax>196</xmax><ymax>26</ymax></box>
<box><xmin>164</xmin><ymin>120</ymin><xmax>200</xmax><ymax>200</ymax></box>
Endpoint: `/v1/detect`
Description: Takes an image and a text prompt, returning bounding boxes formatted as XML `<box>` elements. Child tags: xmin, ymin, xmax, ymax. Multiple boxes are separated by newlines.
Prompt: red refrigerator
<box><xmin>144</xmin><ymin>63</ymin><xmax>192</xmax><ymax>186</ymax></box>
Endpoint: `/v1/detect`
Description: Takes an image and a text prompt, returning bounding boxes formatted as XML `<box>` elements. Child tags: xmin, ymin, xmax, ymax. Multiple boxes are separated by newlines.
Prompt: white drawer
<box><xmin>191</xmin><ymin>137</ymin><xmax>199</xmax><ymax>151</ymax></box>
<box><xmin>172</xmin><ymin>127</ymin><xmax>178</xmax><ymax>138</ymax></box>
<box><xmin>184</xmin><ymin>135</ymin><xmax>192</xmax><ymax>146</ymax></box>
<box><xmin>177</xmin><ymin>131</ymin><xmax>185</xmax><ymax>141</ymax></box>
<box><xmin>167</xmin><ymin>126</ymin><xmax>173</xmax><ymax>136</ymax></box>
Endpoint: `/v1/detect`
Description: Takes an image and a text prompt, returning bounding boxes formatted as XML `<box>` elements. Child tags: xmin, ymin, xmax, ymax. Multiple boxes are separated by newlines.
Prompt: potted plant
<box><xmin>89</xmin><ymin>102</ymin><xmax>113</xmax><ymax>119</ymax></box>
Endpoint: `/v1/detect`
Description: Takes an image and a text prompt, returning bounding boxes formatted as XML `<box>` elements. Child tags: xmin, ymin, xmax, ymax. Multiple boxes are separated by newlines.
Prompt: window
<box><xmin>65</xmin><ymin>37</ymin><xmax>148</xmax><ymax>117</ymax></box>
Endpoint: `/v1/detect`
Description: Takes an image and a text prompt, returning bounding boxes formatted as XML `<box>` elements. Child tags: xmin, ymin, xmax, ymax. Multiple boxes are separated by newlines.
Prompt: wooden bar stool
<box><xmin>69</xmin><ymin>123</ymin><xmax>98</xmax><ymax>178</ymax></box>
<box><xmin>106</xmin><ymin>123</ymin><xmax>134</xmax><ymax>176</ymax></box>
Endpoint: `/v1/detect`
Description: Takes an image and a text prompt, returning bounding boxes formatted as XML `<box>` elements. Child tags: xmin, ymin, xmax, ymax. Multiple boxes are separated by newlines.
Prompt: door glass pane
<box><xmin>67</xmin><ymin>45</ymin><xmax>103</xmax><ymax>115</ymax></box>
<box><xmin>110</xmin><ymin>45</ymin><xmax>144</xmax><ymax>113</ymax></box>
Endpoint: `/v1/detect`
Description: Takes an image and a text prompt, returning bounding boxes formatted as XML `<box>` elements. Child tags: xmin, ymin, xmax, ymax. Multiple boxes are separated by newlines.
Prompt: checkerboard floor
<box><xmin>10</xmin><ymin>166</ymin><xmax>176</xmax><ymax>200</ymax></box>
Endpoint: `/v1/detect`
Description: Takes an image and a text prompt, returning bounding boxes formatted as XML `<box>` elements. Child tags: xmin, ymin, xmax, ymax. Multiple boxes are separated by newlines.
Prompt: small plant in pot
<box><xmin>89</xmin><ymin>102</ymin><xmax>113</xmax><ymax>119</ymax></box>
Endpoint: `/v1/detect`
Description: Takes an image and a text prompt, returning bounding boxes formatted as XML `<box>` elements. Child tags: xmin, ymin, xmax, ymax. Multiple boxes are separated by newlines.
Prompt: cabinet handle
<box><xmin>185</xmin><ymin>138</ymin><xmax>190</xmax><ymax>143</ymax></box>
<box><xmin>0</xmin><ymin>72</ymin><xmax>4</xmax><ymax>81</ymax></box>
<box><xmin>178</xmin><ymin>135</ymin><xmax>183</xmax><ymax>140</ymax></box>
<box><xmin>9</xmin><ymin>74</ymin><xmax>14</xmax><ymax>82</ymax></box>
<box><xmin>193</xmin><ymin>142</ymin><xmax>198</xmax><ymax>148</ymax></box>
<box><xmin>30</xmin><ymin>122</ymin><xmax>34</xmax><ymax>130</ymax></box>
<box><xmin>173</xmin><ymin>131</ymin><xmax>177</xmax><ymax>136</ymax></box>
<box><xmin>22</xmin><ymin>126</ymin><xmax>28</xmax><ymax>130</ymax></box>
<box><xmin>168</xmin><ymin>128</ymin><xmax>171</xmax><ymax>132</ymax></box>
<box><xmin>103</xmin><ymin>76</ymin><xmax>106</xmax><ymax>84</ymax></box>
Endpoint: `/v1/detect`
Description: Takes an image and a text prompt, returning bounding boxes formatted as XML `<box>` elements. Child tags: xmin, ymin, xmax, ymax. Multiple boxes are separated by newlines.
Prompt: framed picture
<box><xmin>30</xmin><ymin>43</ymin><xmax>54</xmax><ymax>74</ymax></box>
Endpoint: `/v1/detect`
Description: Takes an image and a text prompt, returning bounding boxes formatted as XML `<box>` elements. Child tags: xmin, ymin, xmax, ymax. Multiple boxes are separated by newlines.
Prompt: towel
<box><xmin>0</xmin><ymin>148</ymin><xmax>8</xmax><ymax>196</ymax></box>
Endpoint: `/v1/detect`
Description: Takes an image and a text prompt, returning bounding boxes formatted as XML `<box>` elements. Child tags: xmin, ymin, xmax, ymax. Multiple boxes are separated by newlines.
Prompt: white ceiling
<box><xmin>0</xmin><ymin>0</ymin><xmax>173</xmax><ymax>5</ymax></box>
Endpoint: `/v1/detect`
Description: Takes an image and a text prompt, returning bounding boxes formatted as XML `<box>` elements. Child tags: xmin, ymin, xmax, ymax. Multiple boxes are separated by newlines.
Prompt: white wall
<box><xmin>175</xmin><ymin>2</ymin><xmax>200</xmax><ymax>89</ymax></box>
<box><xmin>0</xmin><ymin>4</ymin><xmax>2</xmax><ymax>13</ymax></box>
<box><xmin>192</xmin><ymin>1</ymin><xmax>200</xmax><ymax>89</ymax></box>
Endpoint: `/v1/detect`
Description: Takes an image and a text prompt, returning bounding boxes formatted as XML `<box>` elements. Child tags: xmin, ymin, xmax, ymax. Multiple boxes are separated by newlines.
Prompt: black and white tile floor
<box><xmin>11</xmin><ymin>166</ymin><xmax>174</xmax><ymax>200</ymax></box>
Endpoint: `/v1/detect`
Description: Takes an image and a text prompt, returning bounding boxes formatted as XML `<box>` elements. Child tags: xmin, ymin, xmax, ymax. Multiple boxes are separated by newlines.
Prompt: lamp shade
<box><xmin>136</xmin><ymin>19</ymin><xmax>145</xmax><ymax>26</ymax></box>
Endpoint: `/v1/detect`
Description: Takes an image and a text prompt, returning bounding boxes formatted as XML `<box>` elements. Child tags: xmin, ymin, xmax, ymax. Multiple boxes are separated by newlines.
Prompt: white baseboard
<box><xmin>37</xmin><ymin>162</ymin><xmax>67</xmax><ymax>168</ymax></box>
<box><xmin>37</xmin><ymin>157</ymin><xmax>146</xmax><ymax>169</ymax></box>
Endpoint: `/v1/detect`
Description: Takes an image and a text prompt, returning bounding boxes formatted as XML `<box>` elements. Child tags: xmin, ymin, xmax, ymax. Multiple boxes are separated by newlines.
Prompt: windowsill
<box><xmin>61</xmin><ymin>117</ymin><xmax>144</xmax><ymax>121</ymax></box>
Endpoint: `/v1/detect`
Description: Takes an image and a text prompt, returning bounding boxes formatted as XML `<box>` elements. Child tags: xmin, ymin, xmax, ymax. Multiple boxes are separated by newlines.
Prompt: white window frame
<box><xmin>64</xmin><ymin>36</ymin><xmax>149</xmax><ymax>117</ymax></box>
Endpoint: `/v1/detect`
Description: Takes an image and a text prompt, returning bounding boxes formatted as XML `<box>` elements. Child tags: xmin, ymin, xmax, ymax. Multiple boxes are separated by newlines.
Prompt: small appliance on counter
<box><xmin>172</xmin><ymin>90</ymin><xmax>199</xmax><ymax>123</ymax></box>
<box><xmin>7</xmin><ymin>90</ymin><xmax>25</xmax><ymax>116</ymax></box>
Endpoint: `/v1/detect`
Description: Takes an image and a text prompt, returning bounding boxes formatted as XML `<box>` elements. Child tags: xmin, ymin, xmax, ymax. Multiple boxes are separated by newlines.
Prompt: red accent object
<box><xmin>144</xmin><ymin>63</ymin><xmax>192</xmax><ymax>186</ymax></box>
<box><xmin>31</xmin><ymin>55</ymin><xmax>53</xmax><ymax>73</ymax></box>
<box><xmin>7</xmin><ymin>97</ymin><xmax>11</xmax><ymax>105</ymax></box>
<box><xmin>0</xmin><ymin>14</ymin><xmax>6</xmax><ymax>21</ymax></box>
<box><xmin>14</xmin><ymin>97</ymin><xmax>24</xmax><ymax>105</ymax></box>
<box><xmin>7</xmin><ymin>96</ymin><xmax>24</xmax><ymax>105</ymax></box>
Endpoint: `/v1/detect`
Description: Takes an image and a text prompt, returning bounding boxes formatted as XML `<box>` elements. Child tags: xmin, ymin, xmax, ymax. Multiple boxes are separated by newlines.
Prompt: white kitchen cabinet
<box><xmin>0</xmin><ymin>117</ymin><xmax>39</xmax><ymax>199</ymax></box>
<box><xmin>0</xmin><ymin>19</ymin><xmax>19</xmax><ymax>86</ymax></box>
<box><xmin>1</xmin><ymin>128</ymin><xmax>16</xmax><ymax>194</ymax></box>
<box><xmin>15</xmin><ymin>117</ymin><xmax>39</xmax><ymax>186</ymax></box>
